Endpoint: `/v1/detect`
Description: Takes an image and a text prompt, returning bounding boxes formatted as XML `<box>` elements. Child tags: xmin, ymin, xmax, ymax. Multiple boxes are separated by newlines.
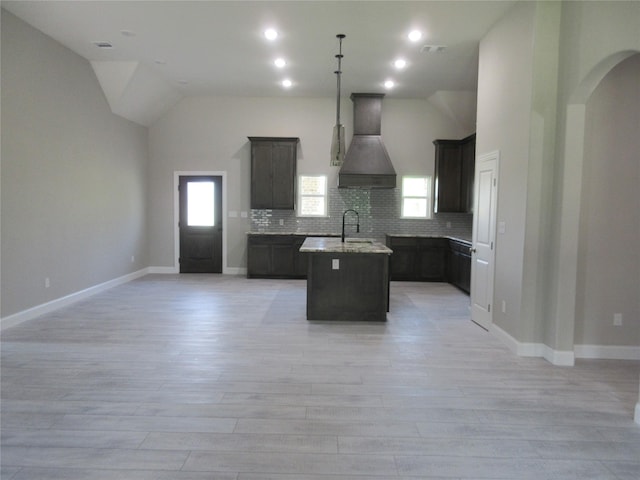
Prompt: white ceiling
<box><xmin>3</xmin><ymin>0</ymin><xmax>517</xmax><ymax>125</ymax></box>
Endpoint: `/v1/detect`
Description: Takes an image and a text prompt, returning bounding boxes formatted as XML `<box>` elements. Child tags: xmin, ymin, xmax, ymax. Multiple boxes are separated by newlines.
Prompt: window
<box><xmin>187</xmin><ymin>181</ymin><xmax>215</xmax><ymax>226</ymax></box>
<box><xmin>298</xmin><ymin>175</ymin><xmax>328</xmax><ymax>217</ymax></box>
<box><xmin>401</xmin><ymin>176</ymin><xmax>432</xmax><ymax>218</ymax></box>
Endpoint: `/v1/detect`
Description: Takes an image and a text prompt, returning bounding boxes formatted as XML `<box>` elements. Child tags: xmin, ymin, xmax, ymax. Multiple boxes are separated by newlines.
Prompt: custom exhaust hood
<box><xmin>338</xmin><ymin>93</ymin><xmax>397</xmax><ymax>189</ymax></box>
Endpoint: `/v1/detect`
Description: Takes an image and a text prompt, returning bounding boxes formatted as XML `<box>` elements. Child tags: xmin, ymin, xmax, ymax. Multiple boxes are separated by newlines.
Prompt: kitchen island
<box><xmin>299</xmin><ymin>237</ymin><xmax>392</xmax><ymax>321</ymax></box>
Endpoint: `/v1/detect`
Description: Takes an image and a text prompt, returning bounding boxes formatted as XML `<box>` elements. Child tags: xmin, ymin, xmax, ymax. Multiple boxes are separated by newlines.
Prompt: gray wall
<box><xmin>148</xmin><ymin>96</ymin><xmax>469</xmax><ymax>270</ymax></box>
<box><xmin>576</xmin><ymin>53</ymin><xmax>640</xmax><ymax>347</ymax></box>
<box><xmin>477</xmin><ymin>0</ymin><xmax>640</xmax><ymax>355</ymax></box>
<box><xmin>1</xmin><ymin>11</ymin><xmax>149</xmax><ymax>317</ymax></box>
<box><xmin>477</xmin><ymin>1</ymin><xmax>536</xmax><ymax>340</ymax></box>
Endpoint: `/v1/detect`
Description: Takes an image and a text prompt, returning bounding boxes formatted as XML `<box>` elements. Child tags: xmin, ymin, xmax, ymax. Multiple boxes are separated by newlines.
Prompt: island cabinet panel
<box><xmin>292</xmin><ymin>236</ymin><xmax>308</xmax><ymax>277</ymax></box>
<box><xmin>306</xmin><ymin>253</ymin><xmax>389</xmax><ymax>321</ymax></box>
<box><xmin>249</xmin><ymin>137</ymin><xmax>299</xmax><ymax>210</ymax></box>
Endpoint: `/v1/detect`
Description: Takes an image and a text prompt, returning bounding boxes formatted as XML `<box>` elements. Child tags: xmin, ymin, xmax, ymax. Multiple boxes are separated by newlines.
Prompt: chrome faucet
<box><xmin>341</xmin><ymin>209</ymin><xmax>360</xmax><ymax>242</ymax></box>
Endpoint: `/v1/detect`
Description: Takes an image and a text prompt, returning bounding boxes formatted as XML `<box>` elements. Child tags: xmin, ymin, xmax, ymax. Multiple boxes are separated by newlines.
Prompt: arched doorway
<box><xmin>553</xmin><ymin>51</ymin><xmax>639</xmax><ymax>423</ymax></box>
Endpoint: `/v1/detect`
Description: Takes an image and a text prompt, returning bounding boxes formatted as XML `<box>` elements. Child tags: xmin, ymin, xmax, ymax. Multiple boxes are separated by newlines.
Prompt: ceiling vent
<box><xmin>92</xmin><ymin>41</ymin><xmax>113</xmax><ymax>49</ymax></box>
<box><xmin>421</xmin><ymin>45</ymin><xmax>447</xmax><ymax>54</ymax></box>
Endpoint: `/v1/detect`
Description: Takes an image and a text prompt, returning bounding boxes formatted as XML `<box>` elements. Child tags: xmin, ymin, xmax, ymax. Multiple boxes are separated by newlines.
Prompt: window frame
<box><xmin>297</xmin><ymin>174</ymin><xmax>329</xmax><ymax>218</ymax></box>
<box><xmin>401</xmin><ymin>175</ymin><xmax>433</xmax><ymax>219</ymax></box>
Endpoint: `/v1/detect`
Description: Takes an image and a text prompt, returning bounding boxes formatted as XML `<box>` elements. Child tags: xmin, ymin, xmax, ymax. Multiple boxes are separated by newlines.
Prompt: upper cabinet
<box><xmin>433</xmin><ymin>133</ymin><xmax>476</xmax><ymax>213</ymax></box>
<box><xmin>249</xmin><ymin>137</ymin><xmax>299</xmax><ymax>210</ymax></box>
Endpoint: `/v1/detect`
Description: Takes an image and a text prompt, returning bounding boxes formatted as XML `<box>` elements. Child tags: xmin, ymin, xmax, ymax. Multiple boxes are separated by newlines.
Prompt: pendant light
<box><xmin>330</xmin><ymin>34</ymin><xmax>346</xmax><ymax>166</ymax></box>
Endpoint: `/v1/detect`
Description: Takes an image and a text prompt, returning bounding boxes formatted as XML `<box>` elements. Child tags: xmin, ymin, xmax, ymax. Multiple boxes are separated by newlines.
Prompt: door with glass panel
<box><xmin>178</xmin><ymin>176</ymin><xmax>222</xmax><ymax>273</ymax></box>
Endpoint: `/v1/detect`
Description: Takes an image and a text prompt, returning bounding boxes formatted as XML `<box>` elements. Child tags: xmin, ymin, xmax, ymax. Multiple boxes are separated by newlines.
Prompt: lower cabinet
<box><xmin>386</xmin><ymin>235</ymin><xmax>471</xmax><ymax>293</ymax></box>
<box><xmin>247</xmin><ymin>234</ymin><xmax>338</xmax><ymax>279</ymax></box>
<box><xmin>247</xmin><ymin>235</ymin><xmax>296</xmax><ymax>278</ymax></box>
<box><xmin>386</xmin><ymin>236</ymin><xmax>448</xmax><ymax>282</ymax></box>
<box><xmin>447</xmin><ymin>240</ymin><xmax>472</xmax><ymax>294</ymax></box>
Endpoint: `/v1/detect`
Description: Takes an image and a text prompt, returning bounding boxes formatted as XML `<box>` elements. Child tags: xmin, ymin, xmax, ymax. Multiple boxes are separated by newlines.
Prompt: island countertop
<box><xmin>300</xmin><ymin>237</ymin><xmax>392</xmax><ymax>254</ymax></box>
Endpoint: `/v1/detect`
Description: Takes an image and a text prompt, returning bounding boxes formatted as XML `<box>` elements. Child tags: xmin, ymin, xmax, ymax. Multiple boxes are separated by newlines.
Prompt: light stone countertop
<box><xmin>247</xmin><ymin>232</ymin><xmax>471</xmax><ymax>245</ymax></box>
<box><xmin>247</xmin><ymin>232</ymin><xmax>341</xmax><ymax>237</ymax></box>
<box><xmin>299</xmin><ymin>237</ymin><xmax>392</xmax><ymax>254</ymax></box>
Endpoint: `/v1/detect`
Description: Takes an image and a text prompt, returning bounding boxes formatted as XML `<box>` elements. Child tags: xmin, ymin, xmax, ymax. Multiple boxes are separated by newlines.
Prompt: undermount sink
<box><xmin>344</xmin><ymin>238</ymin><xmax>374</xmax><ymax>244</ymax></box>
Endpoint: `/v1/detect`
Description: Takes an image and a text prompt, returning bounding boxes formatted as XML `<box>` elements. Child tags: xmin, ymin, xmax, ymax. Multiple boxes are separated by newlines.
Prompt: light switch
<box><xmin>332</xmin><ymin>259</ymin><xmax>340</xmax><ymax>270</ymax></box>
<box><xmin>498</xmin><ymin>221</ymin><xmax>506</xmax><ymax>234</ymax></box>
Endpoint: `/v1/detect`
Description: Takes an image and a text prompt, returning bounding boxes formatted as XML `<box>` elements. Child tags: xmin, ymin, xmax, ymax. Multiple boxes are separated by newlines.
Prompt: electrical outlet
<box><xmin>279</xmin><ymin>219</ymin><xmax>284</xmax><ymax>226</ymax></box>
<box><xmin>501</xmin><ymin>300</ymin><xmax>506</xmax><ymax>313</ymax></box>
<box><xmin>45</xmin><ymin>277</ymin><xmax>50</xmax><ymax>288</ymax></box>
<box><xmin>332</xmin><ymin>259</ymin><xmax>340</xmax><ymax>270</ymax></box>
<box><xmin>613</xmin><ymin>313</ymin><xmax>623</xmax><ymax>326</ymax></box>
<box><xmin>131</xmin><ymin>256</ymin><xmax>135</xmax><ymax>263</ymax></box>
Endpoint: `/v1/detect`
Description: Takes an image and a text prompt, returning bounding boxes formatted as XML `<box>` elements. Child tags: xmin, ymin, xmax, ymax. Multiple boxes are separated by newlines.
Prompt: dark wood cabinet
<box><xmin>306</xmin><ymin>252</ymin><xmax>389</xmax><ymax>321</ymax></box>
<box><xmin>433</xmin><ymin>133</ymin><xmax>475</xmax><ymax>213</ymax></box>
<box><xmin>386</xmin><ymin>236</ymin><xmax>418</xmax><ymax>280</ymax></box>
<box><xmin>247</xmin><ymin>235</ymin><xmax>295</xmax><ymax>278</ymax></box>
<box><xmin>249</xmin><ymin>137</ymin><xmax>299</xmax><ymax>210</ymax></box>
<box><xmin>387</xmin><ymin>235</ymin><xmax>471</xmax><ymax>293</ymax></box>
<box><xmin>386</xmin><ymin>236</ymin><xmax>448</xmax><ymax>281</ymax></box>
<box><xmin>447</xmin><ymin>239</ymin><xmax>472</xmax><ymax>294</ymax></box>
<box><xmin>417</xmin><ymin>238</ymin><xmax>448</xmax><ymax>281</ymax></box>
<box><xmin>292</xmin><ymin>236</ymin><xmax>308</xmax><ymax>277</ymax></box>
<box><xmin>247</xmin><ymin>234</ymin><xmax>339</xmax><ymax>279</ymax></box>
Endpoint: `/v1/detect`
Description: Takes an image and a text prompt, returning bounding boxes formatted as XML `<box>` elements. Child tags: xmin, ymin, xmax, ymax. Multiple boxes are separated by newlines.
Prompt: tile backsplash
<box><xmin>250</xmin><ymin>187</ymin><xmax>472</xmax><ymax>241</ymax></box>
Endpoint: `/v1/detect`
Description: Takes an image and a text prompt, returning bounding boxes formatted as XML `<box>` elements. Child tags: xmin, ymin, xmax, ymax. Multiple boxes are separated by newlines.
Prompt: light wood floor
<box><xmin>1</xmin><ymin>274</ymin><xmax>638</xmax><ymax>479</ymax></box>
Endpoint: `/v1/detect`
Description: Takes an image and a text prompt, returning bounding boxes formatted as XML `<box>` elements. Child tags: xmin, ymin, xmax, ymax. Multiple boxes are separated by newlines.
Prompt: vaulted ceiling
<box><xmin>3</xmin><ymin>1</ymin><xmax>516</xmax><ymax>126</ymax></box>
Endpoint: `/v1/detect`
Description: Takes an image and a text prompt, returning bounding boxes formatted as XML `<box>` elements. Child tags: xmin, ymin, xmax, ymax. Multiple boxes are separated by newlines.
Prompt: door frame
<box><xmin>173</xmin><ymin>171</ymin><xmax>227</xmax><ymax>274</ymax></box>
<box><xmin>470</xmin><ymin>150</ymin><xmax>499</xmax><ymax>330</ymax></box>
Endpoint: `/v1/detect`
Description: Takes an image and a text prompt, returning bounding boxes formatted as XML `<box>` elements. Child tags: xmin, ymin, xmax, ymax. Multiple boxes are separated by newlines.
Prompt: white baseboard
<box><xmin>542</xmin><ymin>345</ymin><xmax>575</xmax><ymax>366</ymax></box>
<box><xmin>1</xmin><ymin>268</ymin><xmax>150</xmax><ymax>331</ymax></box>
<box><xmin>490</xmin><ymin>323</ymin><xmax>640</xmax><ymax>363</ymax></box>
<box><xmin>490</xmin><ymin>323</ymin><xmax>575</xmax><ymax>366</ymax></box>
<box><xmin>574</xmin><ymin>344</ymin><xmax>640</xmax><ymax>360</ymax></box>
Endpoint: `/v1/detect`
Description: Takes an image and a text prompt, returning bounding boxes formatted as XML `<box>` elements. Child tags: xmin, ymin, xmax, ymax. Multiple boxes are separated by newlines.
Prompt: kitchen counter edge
<box><xmin>300</xmin><ymin>237</ymin><xmax>392</xmax><ymax>254</ymax></box>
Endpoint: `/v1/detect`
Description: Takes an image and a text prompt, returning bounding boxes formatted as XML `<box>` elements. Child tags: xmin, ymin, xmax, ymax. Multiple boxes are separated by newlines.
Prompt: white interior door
<box><xmin>471</xmin><ymin>151</ymin><xmax>499</xmax><ymax>330</ymax></box>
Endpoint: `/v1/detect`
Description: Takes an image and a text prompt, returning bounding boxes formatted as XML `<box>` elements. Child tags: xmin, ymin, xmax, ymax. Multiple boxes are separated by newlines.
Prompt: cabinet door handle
<box><xmin>470</xmin><ymin>248</ymin><xmax>477</xmax><ymax>254</ymax></box>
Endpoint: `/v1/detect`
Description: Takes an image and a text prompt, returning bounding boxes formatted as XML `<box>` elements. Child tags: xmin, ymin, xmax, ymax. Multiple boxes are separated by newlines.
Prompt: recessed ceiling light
<box><xmin>154</xmin><ymin>59</ymin><xmax>167</xmax><ymax>65</ymax></box>
<box><xmin>282</xmin><ymin>79</ymin><xmax>293</xmax><ymax>88</ymax></box>
<box><xmin>408</xmin><ymin>30</ymin><xmax>422</xmax><ymax>42</ymax></box>
<box><xmin>274</xmin><ymin>58</ymin><xmax>286</xmax><ymax>68</ymax></box>
<box><xmin>264</xmin><ymin>28</ymin><xmax>278</xmax><ymax>41</ymax></box>
<box><xmin>384</xmin><ymin>80</ymin><xmax>395</xmax><ymax>89</ymax></box>
<box><xmin>394</xmin><ymin>58</ymin><xmax>407</xmax><ymax>69</ymax></box>
<box><xmin>120</xmin><ymin>30</ymin><xmax>136</xmax><ymax>37</ymax></box>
